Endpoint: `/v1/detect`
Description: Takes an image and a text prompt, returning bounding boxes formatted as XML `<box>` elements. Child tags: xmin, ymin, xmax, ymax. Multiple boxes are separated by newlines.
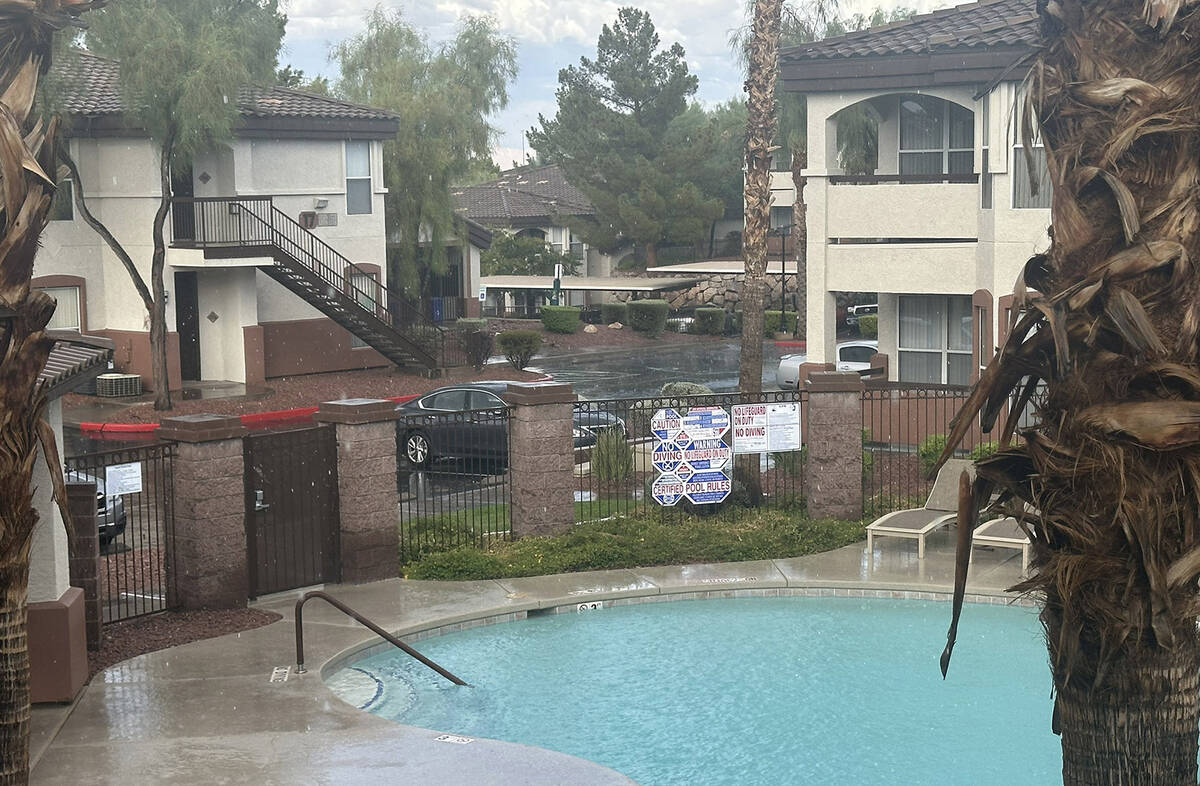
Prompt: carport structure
<box><xmin>480</xmin><ymin>275</ymin><xmax>702</xmax><ymax>316</ymax></box>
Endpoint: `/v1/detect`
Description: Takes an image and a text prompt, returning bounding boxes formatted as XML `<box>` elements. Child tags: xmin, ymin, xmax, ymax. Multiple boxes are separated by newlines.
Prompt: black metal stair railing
<box><xmin>171</xmin><ymin>196</ymin><xmax>463</xmax><ymax>368</ymax></box>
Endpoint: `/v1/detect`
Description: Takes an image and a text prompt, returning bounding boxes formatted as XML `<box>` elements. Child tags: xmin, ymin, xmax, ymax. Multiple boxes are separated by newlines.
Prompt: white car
<box><xmin>776</xmin><ymin>340</ymin><xmax>878</xmax><ymax>390</ymax></box>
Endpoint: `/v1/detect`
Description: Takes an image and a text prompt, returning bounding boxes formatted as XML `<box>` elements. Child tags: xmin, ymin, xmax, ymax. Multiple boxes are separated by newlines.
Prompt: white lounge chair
<box><xmin>970</xmin><ymin>516</ymin><xmax>1032</xmax><ymax>573</ymax></box>
<box><xmin>866</xmin><ymin>458</ymin><xmax>973</xmax><ymax>560</ymax></box>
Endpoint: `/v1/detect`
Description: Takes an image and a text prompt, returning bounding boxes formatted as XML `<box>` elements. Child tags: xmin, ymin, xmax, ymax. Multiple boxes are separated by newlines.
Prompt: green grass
<box><xmin>401</xmin><ymin>508</ymin><xmax>866</xmax><ymax>581</ymax></box>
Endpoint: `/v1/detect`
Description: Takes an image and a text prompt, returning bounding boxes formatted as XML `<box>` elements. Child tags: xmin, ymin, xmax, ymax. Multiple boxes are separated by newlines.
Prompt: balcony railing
<box><xmin>828</xmin><ymin>173</ymin><xmax>980</xmax><ymax>186</ymax></box>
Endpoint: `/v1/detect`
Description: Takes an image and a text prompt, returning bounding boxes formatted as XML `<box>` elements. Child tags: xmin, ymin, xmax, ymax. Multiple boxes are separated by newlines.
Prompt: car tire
<box><xmin>404</xmin><ymin>430</ymin><xmax>432</xmax><ymax>469</ymax></box>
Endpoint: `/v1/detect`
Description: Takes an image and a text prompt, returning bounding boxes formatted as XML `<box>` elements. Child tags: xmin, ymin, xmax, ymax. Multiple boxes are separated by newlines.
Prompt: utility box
<box><xmin>95</xmin><ymin>373</ymin><xmax>142</xmax><ymax>398</ymax></box>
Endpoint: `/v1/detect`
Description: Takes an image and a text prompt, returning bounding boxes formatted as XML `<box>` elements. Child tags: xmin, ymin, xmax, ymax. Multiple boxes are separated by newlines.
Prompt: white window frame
<box><xmin>897</xmin><ymin>294</ymin><xmax>973</xmax><ymax>386</ymax></box>
<box><xmin>38</xmin><ymin>285</ymin><xmax>82</xmax><ymax>331</ymax></box>
<box><xmin>898</xmin><ymin>96</ymin><xmax>974</xmax><ymax>177</ymax></box>
<box><xmin>344</xmin><ymin>140</ymin><xmax>372</xmax><ymax>215</ymax></box>
<box><xmin>1011</xmin><ymin>143</ymin><xmax>1052</xmax><ymax>209</ymax></box>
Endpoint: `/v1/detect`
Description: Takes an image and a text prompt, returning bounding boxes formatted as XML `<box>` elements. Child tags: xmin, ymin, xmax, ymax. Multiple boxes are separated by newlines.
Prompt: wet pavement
<box><xmin>529</xmin><ymin>339</ymin><xmax>786</xmax><ymax>399</ymax></box>
<box><xmin>31</xmin><ymin>532</ymin><xmax>1026</xmax><ymax>784</ymax></box>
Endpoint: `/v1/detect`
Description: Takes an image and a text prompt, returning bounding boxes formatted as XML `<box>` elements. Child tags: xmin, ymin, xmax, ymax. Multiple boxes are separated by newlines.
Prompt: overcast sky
<box><xmin>280</xmin><ymin>0</ymin><xmax>947</xmax><ymax>168</ymax></box>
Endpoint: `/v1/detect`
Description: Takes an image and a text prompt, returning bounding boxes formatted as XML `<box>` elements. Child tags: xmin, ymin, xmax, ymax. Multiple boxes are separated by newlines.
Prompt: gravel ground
<box><xmin>87</xmin><ymin>608</ymin><xmax>281</xmax><ymax>678</ymax></box>
<box><xmin>65</xmin><ymin>365</ymin><xmax>543</xmax><ymax>424</ymax></box>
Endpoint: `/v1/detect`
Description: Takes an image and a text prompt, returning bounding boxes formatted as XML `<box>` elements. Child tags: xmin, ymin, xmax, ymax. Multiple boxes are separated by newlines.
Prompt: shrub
<box><xmin>455</xmin><ymin>317</ymin><xmax>487</xmax><ymax>331</ymax></box>
<box><xmin>660</xmin><ymin>381</ymin><xmax>714</xmax><ymax>397</ymax></box>
<box><xmin>693</xmin><ymin>308</ymin><xmax>725</xmax><ymax>335</ymax></box>
<box><xmin>601</xmin><ymin>302</ymin><xmax>628</xmax><ymax>324</ymax></box>
<box><xmin>969</xmin><ymin>441</ymin><xmax>1000</xmax><ymax>461</ymax></box>
<box><xmin>764</xmin><ymin>310</ymin><xmax>799</xmax><ymax>335</ymax></box>
<box><xmin>857</xmin><ymin>314</ymin><xmax>878</xmax><ymax>339</ymax></box>
<box><xmin>541</xmin><ymin>305</ymin><xmax>581</xmax><ymax>334</ymax></box>
<box><xmin>918</xmin><ymin>434</ymin><xmax>948</xmax><ymax>477</ymax></box>
<box><xmin>496</xmin><ymin>329</ymin><xmax>542</xmax><ymax>370</ymax></box>
<box><xmin>628</xmin><ymin>299</ymin><xmax>670</xmax><ymax>336</ymax></box>
<box><xmin>592</xmin><ymin>428</ymin><xmax>634</xmax><ymax>484</ymax></box>
<box><xmin>457</xmin><ymin>329</ymin><xmax>493</xmax><ymax>371</ymax></box>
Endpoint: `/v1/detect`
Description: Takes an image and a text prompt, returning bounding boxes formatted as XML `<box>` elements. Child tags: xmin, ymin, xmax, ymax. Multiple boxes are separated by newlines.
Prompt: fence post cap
<box><xmin>314</xmin><ymin>398</ymin><xmax>398</xmax><ymax>425</ymax></box>
<box><xmin>158</xmin><ymin>413</ymin><xmax>246</xmax><ymax>442</ymax></box>
<box><xmin>805</xmin><ymin>371</ymin><xmax>865</xmax><ymax>393</ymax></box>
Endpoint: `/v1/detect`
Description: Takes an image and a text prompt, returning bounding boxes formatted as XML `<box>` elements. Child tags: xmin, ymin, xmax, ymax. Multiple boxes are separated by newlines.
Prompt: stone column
<box><xmin>314</xmin><ymin>398</ymin><xmax>400</xmax><ymax>584</ymax></box>
<box><xmin>66</xmin><ymin>481</ymin><xmax>102</xmax><ymax>651</ymax></box>
<box><xmin>507</xmin><ymin>382</ymin><xmax>576</xmax><ymax>538</ymax></box>
<box><xmin>157</xmin><ymin>414</ymin><xmax>247</xmax><ymax>609</ymax></box>
<box><xmin>805</xmin><ymin>371</ymin><xmax>865</xmax><ymax>520</ymax></box>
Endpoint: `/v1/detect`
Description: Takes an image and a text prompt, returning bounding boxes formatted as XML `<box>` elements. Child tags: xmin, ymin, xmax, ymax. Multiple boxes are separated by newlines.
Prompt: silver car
<box><xmin>776</xmin><ymin>340</ymin><xmax>878</xmax><ymax>390</ymax></box>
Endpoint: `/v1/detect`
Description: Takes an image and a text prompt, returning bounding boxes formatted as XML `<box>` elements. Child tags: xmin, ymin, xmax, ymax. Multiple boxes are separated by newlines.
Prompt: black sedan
<box><xmin>395</xmin><ymin>382</ymin><xmax>624</xmax><ymax>470</ymax></box>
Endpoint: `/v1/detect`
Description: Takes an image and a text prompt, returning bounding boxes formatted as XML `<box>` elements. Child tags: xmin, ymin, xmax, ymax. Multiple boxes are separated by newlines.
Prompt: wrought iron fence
<box><xmin>861</xmin><ymin>382</ymin><xmax>982</xmax><ymax>519</ymax></box>
<box><xmin>396</xmin><ymin>407</ymin><xmax>514</xmax><ymax>563</ymax></box>
<box><xmin>66</xmin><ymin>443</ymin><xmax>176</xmax><ymax>622</ymax></box>
<box><xmin>573</xmin><ymin>390</ymin><xmax>808</xmax><ymax>524</ymax></box>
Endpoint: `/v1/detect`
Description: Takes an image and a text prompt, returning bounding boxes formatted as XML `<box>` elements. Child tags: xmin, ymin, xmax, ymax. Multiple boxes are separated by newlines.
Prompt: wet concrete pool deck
<box><xmin>31</xmin><ymin>531</ymin><xmax>1026</xmax><ymax>784</ymax></box>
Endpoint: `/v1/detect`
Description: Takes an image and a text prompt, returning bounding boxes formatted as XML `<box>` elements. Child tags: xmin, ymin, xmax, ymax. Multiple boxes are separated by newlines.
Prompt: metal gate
<box><xmin>244</xmin><ymin>425</ymin><xmax>340</xmax><ymax>598</ymax></box>
<box><xmin>66</xmin><ymin>443</ymin><xmax>176</xmax><ymax>622</ymax></box>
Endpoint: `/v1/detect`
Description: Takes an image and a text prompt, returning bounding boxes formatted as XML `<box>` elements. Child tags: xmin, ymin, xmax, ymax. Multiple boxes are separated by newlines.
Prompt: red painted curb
<box><xmin>78</xmin><ymin>392</ymin><xmax>425</xmax><ymax>434</ymax></box>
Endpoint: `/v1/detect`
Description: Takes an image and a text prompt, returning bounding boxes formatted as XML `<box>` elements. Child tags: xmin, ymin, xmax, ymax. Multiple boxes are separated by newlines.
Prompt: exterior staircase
<box><xmin>170</xmin><ymin>196</ymin><xmax>461</xmax><ymax>371</ymax></box>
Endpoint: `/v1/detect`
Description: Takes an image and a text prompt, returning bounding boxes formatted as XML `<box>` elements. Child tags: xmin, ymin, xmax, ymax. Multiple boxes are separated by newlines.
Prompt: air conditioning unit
<box><xmin>95</xmin><ymin>373</ymin><xmax>142</xmax><ymax>398</ymax></box>
<box><xmin>299</xmin><ymin>211</ymin><xmax>318</xmax><ymax>229</ymax></box>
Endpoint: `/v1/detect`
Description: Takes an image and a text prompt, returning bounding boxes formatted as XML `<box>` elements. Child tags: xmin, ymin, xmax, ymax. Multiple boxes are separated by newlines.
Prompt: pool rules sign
<box><xmin>651</xmin><ymin>406</ymin><xmax>732</xmax><ymax>506</ymax></box>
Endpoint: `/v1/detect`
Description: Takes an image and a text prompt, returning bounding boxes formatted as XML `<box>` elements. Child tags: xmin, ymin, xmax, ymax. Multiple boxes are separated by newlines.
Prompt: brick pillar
<box><xmin>507</xmin><ymin>382</ymin><xmax>576</xmax><ymax>538</ymax></box>
<box><xmin>157</xmin><ymin>415</ymin><xmax>247</xmax><ymax>609</ymax></box>
<box><xmin>66</xmin><ymin>481</ymin><xmax>102</xmax><ymax>651</ymax></box>
<box><xmin>805</xmin><ymin>372</ymin><xmax>865</xmax><ymax>520</ymax></box>
<box><xmin>315</xmin><ymin>398</ymin><xmax>400</xmax><ymax>583</ymax></box>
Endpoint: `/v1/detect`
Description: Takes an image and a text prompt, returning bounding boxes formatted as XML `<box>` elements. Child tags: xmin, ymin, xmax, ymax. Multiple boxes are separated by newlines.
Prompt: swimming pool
<box><xmin>327</xmin><ymin>596</ymin><xmax>1060</xmax><ymax>785</ymax></box>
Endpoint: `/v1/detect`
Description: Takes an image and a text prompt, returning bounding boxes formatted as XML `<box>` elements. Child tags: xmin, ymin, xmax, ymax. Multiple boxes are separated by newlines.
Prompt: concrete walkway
<box><xmin>31</xmin><ymin>531</ymin><xmax>1026</xmax><ymax>784</ymax></box>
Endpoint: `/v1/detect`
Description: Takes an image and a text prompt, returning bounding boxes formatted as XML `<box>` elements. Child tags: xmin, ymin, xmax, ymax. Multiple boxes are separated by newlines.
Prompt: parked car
<box><xmin>776</xmin><ymin>340</ymin><xmax>879</xmax><ymax>390</ymax></box>
<box><xmin>845</xmin><ymin>303</ymin><xmax>878</xmax><ymax>326</ymax></box>
<box><xmin>396</xmin><ymin>382</ymin><xmax>625</xmax><ymax>470</ymax></box>
<box><xmin>65</xmin><ymin>469</ymin><xmax>128</xmax><ymax>547</ymax></box>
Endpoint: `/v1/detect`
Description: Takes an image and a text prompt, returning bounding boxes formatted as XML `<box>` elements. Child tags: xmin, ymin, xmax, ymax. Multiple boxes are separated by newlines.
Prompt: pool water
<box><xmin>328</xmin><ymin>597</ymin><xmax>1060</xmax><ymax>785</ymax></box>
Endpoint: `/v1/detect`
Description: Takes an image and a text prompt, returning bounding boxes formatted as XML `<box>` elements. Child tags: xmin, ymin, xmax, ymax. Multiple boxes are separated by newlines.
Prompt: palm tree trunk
<box><xmin>736</xmin><ymin>0</ymin><xmax>782</xmax><ymax>504</ymax></box>
<box><xmin>0</xmin><ymin>561</ymin><xmax>32</xmax><ymax>782</ymax></box>
<box><xmin>933</xmin><ymin>0</ymin><xmax>1200</xmax><ymax>780</ymax></box>
<box><xmin>789</xmin><ymin>147</ymin><xmax>807</xmax><ymax>337</ymax></box>
<box><xmin>740</xmin><ymin>0</ymin><xmax>781</xmax><ymax>396</ymax></box>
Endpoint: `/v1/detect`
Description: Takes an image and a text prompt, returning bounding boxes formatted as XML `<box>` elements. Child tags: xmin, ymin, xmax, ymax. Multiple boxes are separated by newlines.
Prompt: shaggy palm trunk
<box><xmin>0</xmin><ymin>2</ymin><xmax>103</xmax><ymax>780</ymax></box>
<box><xmin>935</xmin><ymin>0</ymin><xmax>1200</xmax><ymax>781</ymax></box>
<box><xmin>789</xmin><ymin>147</ymin><xmax>807</xmax><ymax>335</ymax></box>
<box><xmin>737</xmin><ymin>0</ymin><xmax>782</xmax><ymax>503</ymax></box>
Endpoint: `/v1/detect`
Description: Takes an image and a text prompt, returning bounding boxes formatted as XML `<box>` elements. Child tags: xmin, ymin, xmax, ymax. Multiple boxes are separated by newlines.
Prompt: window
<box><xmin>39</xmin><ymin>286</ymin><xmax>81</xmax><ymax>331</ymax></box>
<box><xmin>345</xmin><ymin>141</ymin><xmax>372</xmax><ymax>215</ymax></box>
<box><xmin>770</xmin><ymin>205</ymin><xmax>792</xmax><ymax>229</ymax></box>
<box><xmin>899</xmin><ymin>96</ymin><xmax>974</xmax><ymax>176</ymax></box>
<box><xmin>49</xmin><ymin>180</ymin><xmax>73</xmax><ymax>221</ymax></box>
<box><xmin>898</xmin><ymin>294</ymin><xmax>972</xmax><ymax>385</ymax></box>
<box><xmin>1012</xmin><ymin>145</ymin><xmax>1052</xmax><ymax>208</ymax></box>
<box><xmin>424</xmin><ymin>390</ymin><xmax>469</xmax><ymax>411</ymax></box>
<box><xmin>839</xmin><ymin>344</ymin><xmax>876</xmax><ymax>364</ymax></box>
<box><xmin>468</xmin><ymin>391</ymin><xmax>505</xmax><ymax>410</ymax></box>
<box><xmin>980</xmin><ymin>98</ymin><xmax>992</xmax><ymax>209</ymax></box>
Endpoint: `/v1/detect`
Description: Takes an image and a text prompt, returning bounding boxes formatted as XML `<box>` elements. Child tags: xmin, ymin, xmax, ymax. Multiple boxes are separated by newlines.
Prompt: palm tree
<box><xmin>935</xmin><ymin>0</ymin><xmax>1200</xmax><ymax>781</ymax></box>
<box><xmin>0</xmin><ymin>1</ymin><xmax>102</xmax><ymax>781</ymax></box>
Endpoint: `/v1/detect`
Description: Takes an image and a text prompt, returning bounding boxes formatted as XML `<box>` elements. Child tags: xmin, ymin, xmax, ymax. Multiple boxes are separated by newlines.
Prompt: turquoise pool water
<box><xmin>328</xmin><ymin>597</ymin><xmax>1059</xmax><ymax>785</ymax></box>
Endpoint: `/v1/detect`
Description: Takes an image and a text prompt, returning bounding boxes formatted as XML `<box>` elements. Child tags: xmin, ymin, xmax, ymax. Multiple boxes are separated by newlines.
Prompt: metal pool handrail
<box><xmin>293</xmin><ymin>590</ymin><xmax>468</xmax><ymax>686</ymax></box>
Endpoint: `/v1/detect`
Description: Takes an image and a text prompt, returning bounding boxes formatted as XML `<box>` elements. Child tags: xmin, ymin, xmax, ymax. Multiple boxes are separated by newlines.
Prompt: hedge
<box><xmin>857</xmin><ymin>314</ymin><xmax>878</xmax><ymax>339</ymax></box>
<box><xmin>692</xmin><ymin>308</ymin><xmax>725</xmax><ymax>335</ymax></box>
<box><xmin>601</xmin><ymin>302</ymin><xmax>628</xmax><ymax>324</ymax></box>
<box><xmin>764</xmin><ymin>310</ymin><xmax>799</xmax><ymax>335</ymax></box>
<box><xmin>541</xmin><ymin>305</ymin><xmax>581</xmax><ymax>334</ymax></box>
<box><xmin>628</xmin><ymin>299</ymin><xmax>670</xmax><ymax>336</ymax></box>
<box><xmin>496</xmin><ymin>329</ymin><xmax>541</xmax><ymax>370</ymax></box>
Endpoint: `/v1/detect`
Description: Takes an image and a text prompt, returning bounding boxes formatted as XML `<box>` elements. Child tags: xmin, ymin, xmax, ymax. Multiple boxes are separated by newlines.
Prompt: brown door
<box><xmin>244</xmin><ymin>425</ymin><xmax>340</xmax><ymax>598</ymax></box>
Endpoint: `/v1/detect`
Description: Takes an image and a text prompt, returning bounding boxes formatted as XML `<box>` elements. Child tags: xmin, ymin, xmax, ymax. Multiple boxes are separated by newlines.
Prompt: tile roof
<box><xmin>38</xmin><ymin>332</ymin><xmax>113</xmax><ymax>400</ymax></box>
<box><xmin>782</xmin><ymin>0</ymin><xmax>1038</xmax><ymax>61</ymax></box>
<box><xmin>452</xmin><ymin>164</ymin><xmax>594</xmax><ymax>225</ymax></box>
<box><xmin>55</xmin><ymin>50</ymin><xmax>397</xmax><ymax>121</ymax></box>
